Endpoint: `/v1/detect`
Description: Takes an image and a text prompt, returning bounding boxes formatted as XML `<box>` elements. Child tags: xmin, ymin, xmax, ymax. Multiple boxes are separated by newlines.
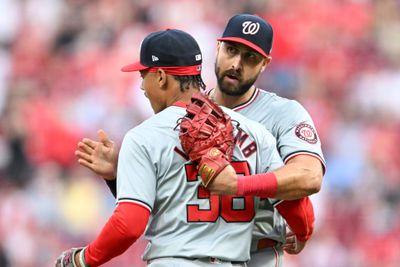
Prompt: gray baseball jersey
<box><xmin>116</xmin><ymin>102</ymin><xmax>284</xmax><ymax>263</ymax></box>
<box><xmin>231</xmin><ymin>88</ymin><xmax>326</xmax><ymax>246</ymax></box>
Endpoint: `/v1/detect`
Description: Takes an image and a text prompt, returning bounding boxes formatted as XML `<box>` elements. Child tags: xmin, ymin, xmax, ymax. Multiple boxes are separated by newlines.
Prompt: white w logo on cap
<box><xmin>242</xmin><ymin>21</ymin><xmax>260</xmax><ymax>35</ymax></box>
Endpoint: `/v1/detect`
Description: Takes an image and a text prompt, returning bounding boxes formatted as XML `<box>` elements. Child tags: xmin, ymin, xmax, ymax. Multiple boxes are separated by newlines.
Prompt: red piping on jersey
<box><xmin>232</xmin><ymin>88</ymin><xmax>260</xmax><ymax>111</ymax></box>
<box><xmin>172</xmin><ymin>101</ymin><xmax>188</xmax><ymax>108</ymax></box>
<box><xmin>284</xmin><ymin>152</ymin><xmax>326</xmax><ymax>174</ymax></box>
<box><xmin>204</xmin><ymin>87</ymin><xmax>214</xmax><ymax>96</ymax></box>
<box><xmin>117</xmin><ymin>199</ymin><xmax>152</xmax><ymax>213</ymax></box>
<box><xmin>272</xmin><ymin>246</ymin><xmax>279</xmax><ymax>267</ymax></box>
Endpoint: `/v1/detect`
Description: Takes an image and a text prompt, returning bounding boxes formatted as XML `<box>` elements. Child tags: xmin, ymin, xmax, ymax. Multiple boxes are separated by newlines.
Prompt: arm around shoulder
<box><xmin>232</xmin><ymin>154</ymin><xmax>323</xmax><ymax>200</ymax></box>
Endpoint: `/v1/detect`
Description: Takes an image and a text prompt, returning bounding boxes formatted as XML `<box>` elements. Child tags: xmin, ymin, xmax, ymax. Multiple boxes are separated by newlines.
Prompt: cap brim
<box><xmin>217</xmin><ymin>37</ymin><xmax>268</xmax><ymax>57</ymax></box>
<box><xmin>121</xmin><ymin>61</ymin><xmax>149</xmax><ymax>72</ymax></box>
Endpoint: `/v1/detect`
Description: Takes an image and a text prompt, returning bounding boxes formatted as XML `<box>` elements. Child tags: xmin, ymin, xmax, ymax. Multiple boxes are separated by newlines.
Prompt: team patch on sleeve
<box><xmin>295</xmin><ymin>123</ymin><xmax>318</xmax><ymax>144</ymax></box>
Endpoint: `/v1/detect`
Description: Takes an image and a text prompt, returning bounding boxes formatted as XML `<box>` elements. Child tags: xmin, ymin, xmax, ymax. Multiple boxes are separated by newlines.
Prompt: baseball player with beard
<box><xmin>75</xmin><ymin>14</ymin><xmax>325</xmax><ymax>267</ymax></box>
<box><xmin>207</xmin><ymin>14</ymin><xmax>325</xmax><ymax>266</ymax></box>
<box><xmin>56</xmin><ymin>28</ymin><xmax>285</xmax><ymax>267</ymax></box>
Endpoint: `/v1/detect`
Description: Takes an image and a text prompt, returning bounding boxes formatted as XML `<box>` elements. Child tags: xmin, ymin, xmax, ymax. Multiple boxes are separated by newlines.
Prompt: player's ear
<box><xmin>156</xmin><ymin>69</ymin><xmax>168</xmax><ymax>89</ymax></box>
<box><xmin>216</xmin><ymin>41</ymin><xmax>222</xmax><ymax>56</ymax></box>
<box><xmin>260</xmin><ymin>55</ymin><xmax>272</xmax><ymax>73</ymax></box>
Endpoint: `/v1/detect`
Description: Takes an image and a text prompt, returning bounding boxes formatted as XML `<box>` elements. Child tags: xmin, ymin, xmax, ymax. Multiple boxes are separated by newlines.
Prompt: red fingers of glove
<box><xmin>178</xmin><ymin>93</ymin><xmax>234</xmax><ymax>163</ymax></box>
<box><xmin>198</xmin><ymin>148</ymin><xmax>230</xmax><ymax>187</ymax></box>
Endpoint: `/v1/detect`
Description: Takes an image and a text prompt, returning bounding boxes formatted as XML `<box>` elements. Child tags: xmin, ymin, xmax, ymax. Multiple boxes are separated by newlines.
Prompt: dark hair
<box><xmin>173</xmin><ymin>75</ymin><xmax>206</xmax><ymax>91</ymax></box>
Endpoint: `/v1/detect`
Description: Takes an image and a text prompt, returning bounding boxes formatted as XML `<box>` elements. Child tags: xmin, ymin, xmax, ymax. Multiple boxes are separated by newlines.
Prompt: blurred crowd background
<box><xmin>0</xmin><ymin>0</ymin><xmax>399</xmax><ymax>266</ymax></box>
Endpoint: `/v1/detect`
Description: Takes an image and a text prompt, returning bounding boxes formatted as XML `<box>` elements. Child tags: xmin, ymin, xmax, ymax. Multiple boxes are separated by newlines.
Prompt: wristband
<box><xmin>237</xmin><ymin>172</ymin><xmax>278</xmax><ymax>198</ymax></box>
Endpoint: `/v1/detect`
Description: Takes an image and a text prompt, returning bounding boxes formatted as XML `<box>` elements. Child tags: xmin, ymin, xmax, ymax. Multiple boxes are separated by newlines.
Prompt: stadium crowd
<box><xmin>0</xmin><ymin>0</ymin><xmax>399</xmax><ymax>266</ymax></box>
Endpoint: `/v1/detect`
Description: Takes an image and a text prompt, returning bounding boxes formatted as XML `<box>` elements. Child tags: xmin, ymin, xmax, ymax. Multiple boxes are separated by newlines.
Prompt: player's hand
<box><xmin>75</xmin><ymin>129</ymin><xmax>118</xmax><ymax>180</ymax></box>
<box><xmin>55</xmin><ymin>247</ymin><xmax>87</xmax><ymax>267</ymax></box>
<box><xmin>282</xmin><ymin>229</ymin><xmax>306</xmax><ymax>254</ymax></box>
<box><xmin>207</xmin><ymin>164</ymin><xmax>237</xmax><ymax>195</ymax></box>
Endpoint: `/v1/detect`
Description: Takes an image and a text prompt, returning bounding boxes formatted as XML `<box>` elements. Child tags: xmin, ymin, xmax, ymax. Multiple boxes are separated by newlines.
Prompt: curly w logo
<box><xmin>242</xmin><ymin>21</ymin><xmax>260</xmax><ymax>35</ymax></box>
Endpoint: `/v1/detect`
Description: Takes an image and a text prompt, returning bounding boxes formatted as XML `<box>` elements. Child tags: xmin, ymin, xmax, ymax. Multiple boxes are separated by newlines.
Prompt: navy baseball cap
<box><xmin>218</xmin><ymin>14</ymin><xmax>273</xmax><ymax>57</ymax></box>
<box><xmin>121</xmin><ymin>29</ymin><xmax>202</xmax><ymax>75</ymax></box>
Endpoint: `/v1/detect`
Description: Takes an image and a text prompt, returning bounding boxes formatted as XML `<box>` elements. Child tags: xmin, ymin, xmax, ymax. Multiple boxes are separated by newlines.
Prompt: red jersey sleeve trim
<box><xmin>232</xmin><ymin>88</ymin><xmax>260</xmax><ymax>111</ymax></box>
<box><xmin>284</xmin><ymin>152</ymin><xmax>326</xmax><ymax>175</ymax></box>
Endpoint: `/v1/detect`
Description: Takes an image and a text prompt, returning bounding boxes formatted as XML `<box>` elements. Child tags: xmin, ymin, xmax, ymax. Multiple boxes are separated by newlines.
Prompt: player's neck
<box><xmin>212</xmin><ymin>85</ymin><xmax>256</xmax><ymax>109</ymax></box>
<box><xmin>169</xmin><ymin>87</ymin><xmax>200</xmax><ymax>106</ymax></box>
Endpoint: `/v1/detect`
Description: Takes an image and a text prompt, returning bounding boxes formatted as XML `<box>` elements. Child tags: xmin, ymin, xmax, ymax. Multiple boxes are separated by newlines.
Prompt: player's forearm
<box><xmin>276</xmin><ymin>197</ymin><xmax>315</xmax><ymax>242</ymax></box>
<box><xmin>84</xmin><ymin>203</ymin><xmax>149</xmax><ymax>266</ymax></box>
<box><xmin>237</xmin><ymin>157</ymin><xmax>322</xmax><ymax>200</ymax></box>
<box><xmin>273</xmin><ymin>161</ymin><xmax>322</xmax><ymax>200</ymax></box>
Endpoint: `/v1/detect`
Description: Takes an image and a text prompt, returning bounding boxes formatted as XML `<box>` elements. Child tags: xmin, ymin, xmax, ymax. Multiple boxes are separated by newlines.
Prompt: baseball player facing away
<box><xmin>57</xmin><ymin>29</ymin><xmax>285</xmax><ymax>267</ymax></box>
<box><xmin>75</xmin><ymin>14</ymin><xmax>325</xmax><ymax>267</ymax></box>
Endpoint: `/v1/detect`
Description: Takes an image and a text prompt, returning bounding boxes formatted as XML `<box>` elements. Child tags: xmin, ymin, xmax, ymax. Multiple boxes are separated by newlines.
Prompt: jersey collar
<box><xmin>172</xmin><ymin>101</ymin><xmax>188</xmax><ymax>108</ymax></box>
<box><xmin>206</xmin><ymin>88</ymin><xmax>260</xmax><ymax>111</ymax></box>
<box><xmin>232</xmin><ymin>88</ymin><xmax>260</xmax><ymax>111</ymax></box>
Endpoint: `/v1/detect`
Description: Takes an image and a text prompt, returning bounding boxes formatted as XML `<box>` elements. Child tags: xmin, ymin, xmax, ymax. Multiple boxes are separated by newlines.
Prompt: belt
<box><xmin>257</xmin><ymin>238</ymin><xmax>277</xmax><ymax>250</ymax></box>
<box><xmin>204</xmin><ymin>257</ymin><xmax>246</xmax><ymax>265</ymax></box>
<box><xmin>148</xmin><ymin>257</ymin><xmax>246</xmax><ymax>266</ymax></box>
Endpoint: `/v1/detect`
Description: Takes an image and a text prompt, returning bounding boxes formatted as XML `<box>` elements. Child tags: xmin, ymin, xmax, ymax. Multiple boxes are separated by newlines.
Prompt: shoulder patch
<box><xmin>295</xmin><ymin>123</ymin><xmax>318</xmax><ymax>144</ymax></box>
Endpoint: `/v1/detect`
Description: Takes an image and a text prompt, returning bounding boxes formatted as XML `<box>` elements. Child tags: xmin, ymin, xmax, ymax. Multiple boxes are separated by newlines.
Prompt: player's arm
<box><xmin>271</xmin><ymin>100</ymin><xmax>325</xmax><ymax>199</ymax></box>
<box><xmin>58</xmin><ymin>129</ymin><xmax>155</xmax><ymax>266</ymax></box>
<box><xmin>208</xmin><ymin>102</ymin><xmax>324</xmax><ymax>199</ymax></box>
<box><xmin>233</xmin><ymin>140</ymin><xmax>324</xmax><ymax>200</ymax></box>
<box><xmin>275</xmin><ymin>197</ymin><xmax>314</xmax><ymax>254</ymax></box>
<box><xmin>208</xmin><ymin>134</ymin><xmax>323</xmax><ymax>200</ymax></box>
<box><xmin>271</xmin><ymin>154</ymin><xmax>323</xmax><ymax>199</ymax></box>
<box><xmin>209</xmin><ymin>172</ymin><xmax>315</xmax><ymax>255</ymax></box>
<box><xmin>55</xmin><ymin>202</ymin><xmax>149</xmax><ymax>267</ymax></box>
<box><xmin>254</xmin><ymin>126</ymin><xmax>315</xmax><ymax>252</ymax></box>
<box><xmin>210</xmin><ymin>155</ymin><xmax>322</xmax><ymax>200</ymax></box>
<box><xmin>249</xmin><ymin>134</ymin><xmax>317</xmax><ymax>252</ymax></box>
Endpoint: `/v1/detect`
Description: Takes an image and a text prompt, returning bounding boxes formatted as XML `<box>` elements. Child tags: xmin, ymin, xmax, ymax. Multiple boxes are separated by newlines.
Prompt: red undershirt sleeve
<box><xmin>84</xmin><ymin>202</ymin><xmax>150</xmax><ymax>266</ymax></box>
<box><xmin>275</xmin><ymin>197</ymin><xmax>315</xmax><ymax>242</ymax></box>
<box><xmin>236</xmin><ymin>172</ymin><xmax>315</xmax><ymax>241</ymax></box>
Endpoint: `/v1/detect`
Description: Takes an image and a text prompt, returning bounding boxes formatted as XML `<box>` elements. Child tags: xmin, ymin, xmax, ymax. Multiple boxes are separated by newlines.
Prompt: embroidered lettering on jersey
<box><xmin>174</xmin><ymin>146</ymin><xmax>189</xmax><ymax>160</ymax></box>
<box><xmin>295</xmin><ymin>123</ymin><xmax>318</xmax><ymax>144</ymax></box>
<box><xmin>242</xmin><ymin>21</ymin><xmax>260</xmax><ymax>35</ymax></box>
<box><xmin>242</xmin><ymin>141</ymin><xmax>257</xmax><ymax>157</ymax></box>
<box><xmin>234</xmin><ymin>126</ymin><xmax>257</xmax><ymax>158</ymax></box>
<box><xmin>234</xmin><ymin>127</ymin><xmax>249</xmax><ymax>147</ymax></box>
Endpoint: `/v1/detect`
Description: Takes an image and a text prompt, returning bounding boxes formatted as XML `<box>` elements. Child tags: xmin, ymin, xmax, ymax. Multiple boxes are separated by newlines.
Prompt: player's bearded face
<box><xmin>215</xmin><ymin>60</ymin><xmax>259</xmax><ymax>96</ymax></box>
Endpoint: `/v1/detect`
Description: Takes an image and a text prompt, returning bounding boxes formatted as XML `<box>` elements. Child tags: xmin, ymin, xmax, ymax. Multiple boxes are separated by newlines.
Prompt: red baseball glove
<box><xmin>179</xmin><ymin>93</ymin><xmax>234</xmax><ymax>187</ymax></box>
